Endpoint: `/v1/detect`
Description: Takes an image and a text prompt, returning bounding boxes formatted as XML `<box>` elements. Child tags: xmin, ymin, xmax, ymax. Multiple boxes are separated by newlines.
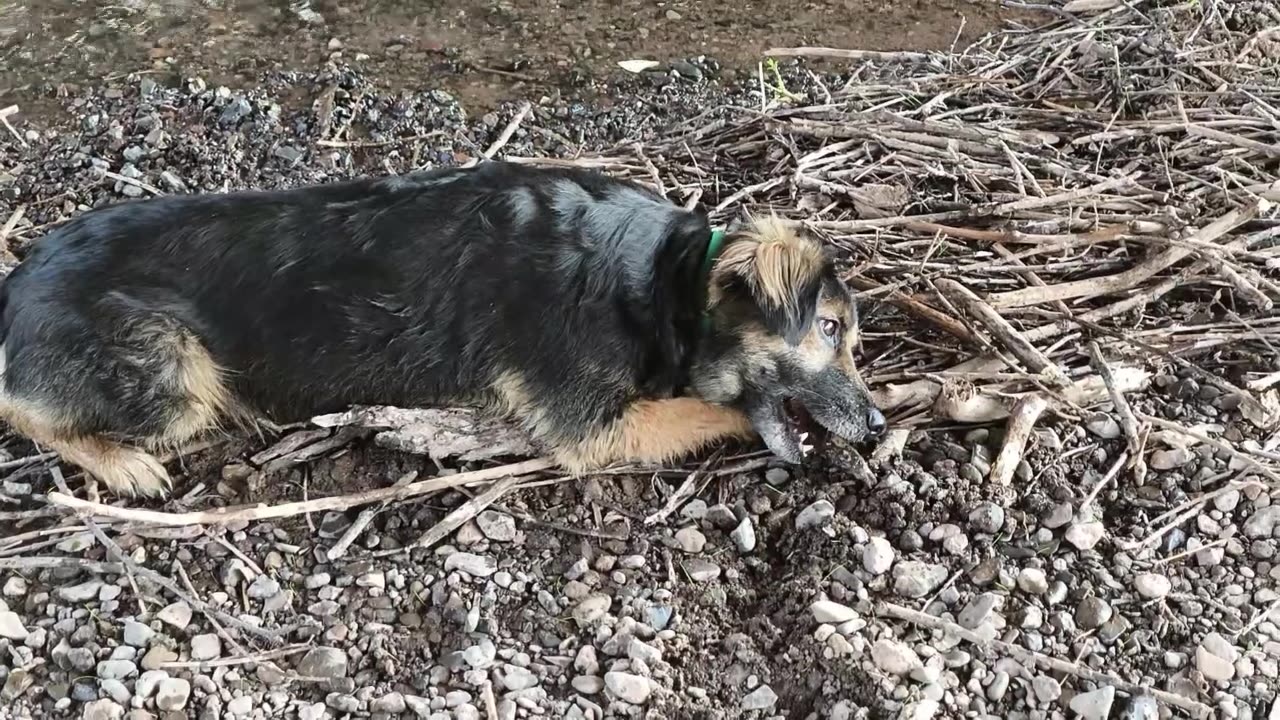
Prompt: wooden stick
<box><xmin>482</xmin><ymin>101</ymin><xmax>533</xmax><ymax>159</ymax></box>
<box><xmin>1087</xmin><ymin>341</ymin><xmax>1148</xmax><ymax>484</ymax></box>
<box><xmin>935</xmin><ymin>278</ymin><xmax>1069</xmax><ymax>386</ymax></box>
<box><xmin>1187</xmin><ymin>124</ymin><xmax>1280</xmax><ymax>159</ymax></box>
<box><xmin>848</xmin><ymin>276</ymin><xmax>978</xmax><ymax>344</ymax></box>
<box><xmin>1139</xmin><ymin>415</ymin><xmax>1280</xmax><ymax>485</ymax></box>
<box><xmin>763</xmin><ymin>47</ymin><xmax>930</xmax><ymax>63</ymax></box>
<box><xmin>876</xmin><ymin>601</ymin><xmax>1213</xmax><ymax>719</ymax></box>
<box><xmin>387</xmin><ymin>473</ymin><xmax>524</xmax><ymax>555</ymax></box>
<box><xmin>47</xmin><ymin>458</ymin><xmax>556</xmax><ymax>527</ymax></box>
<box><xmin>989</xmin><ymin>393</ymin><xmax>1049</xmax><ymax>486</ymax></box>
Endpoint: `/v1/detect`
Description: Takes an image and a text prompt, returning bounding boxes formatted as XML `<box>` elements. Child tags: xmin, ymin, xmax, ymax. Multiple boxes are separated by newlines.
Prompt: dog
<box><xmin>0</xmin><ymin>161</ymin><xmax>885</xmax><ymax>497</ymax></box>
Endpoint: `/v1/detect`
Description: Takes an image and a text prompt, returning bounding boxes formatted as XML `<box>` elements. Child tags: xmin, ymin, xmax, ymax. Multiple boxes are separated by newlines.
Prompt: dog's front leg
<box><xmin>559</xmin><ymin>397</ymin><xmax>755</xmax><ymax>472</ymax></box>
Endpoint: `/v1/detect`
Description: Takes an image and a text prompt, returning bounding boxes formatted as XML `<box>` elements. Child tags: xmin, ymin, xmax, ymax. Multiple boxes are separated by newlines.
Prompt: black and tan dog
<box><xmin>0</xmin><ymin>161</ymin><xmax>885</xmax><ymax>497</ymax></box>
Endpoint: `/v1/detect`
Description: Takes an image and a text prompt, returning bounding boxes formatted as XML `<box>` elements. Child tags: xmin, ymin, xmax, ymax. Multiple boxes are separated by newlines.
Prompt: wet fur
<box><xmin>0</xmin><ymin>162</ymin><xmax>879</xmax><ymax>497</ymax></box>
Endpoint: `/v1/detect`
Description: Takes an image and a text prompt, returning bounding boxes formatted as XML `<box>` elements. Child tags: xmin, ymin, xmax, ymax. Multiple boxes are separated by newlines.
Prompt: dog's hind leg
<box><xmin>559</xmin><ymin>397</ymin><xmax>756</xmax><ymax>472</ymax></box>
<box><xmin>0</xmin><ymin>307</ymin><xmax>239</xmax><ymax>498</ymax></box>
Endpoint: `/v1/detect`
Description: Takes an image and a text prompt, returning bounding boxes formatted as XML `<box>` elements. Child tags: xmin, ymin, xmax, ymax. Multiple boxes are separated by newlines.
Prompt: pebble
<box><xmin>1017</xmin><ymin>568</ymin><xmax>1049</xmax><ymax>594</ymax></box>
<box><xmin>1134</xmin><ymin>572</ymin><xmax>1171</xmax><ymax>599</ymax></box>
<box><xmin>1086</xmin><ymin>416</ymin><xmax>1122</xmax><ymax>439</ymax></box>
<box><xmin>1214</xmin><ymin>489</ymin><xmax>1241</xmax><ymax>513</ymax></box>
<box><xmin>157</xmin><ymin>601</ymin><xmax>193</xmax><ymax>630</ymax></box>
<box><xmin>705</xmin><ymin>504</ymin><xmax>738</xmax><ymax>529</ymax></box>
<box><xmin>968</xmin><ymin>503</ymin><xmax>1005</xmax><ymax>534</ymax></box>
<box><xmin>573</xmin><ymin>595</ymin><xmax>612</xmax><ymax>626</ymax></box>
<box><xmin>476</xmin><ymin>511</ymin><xmax>517</xmax><ymax>542</ymax></box>
<box><xmin>499</xmin><ymin>664</ymin><xmax>538</xmax><ymax>691</ymax></box>
<box><xmin>58</xmin><ymin>580</ymin><xmax>104</xmax><ymax>603</ymax></box>
<box><xmin>227</xmin><ymin>696</ymin><xmax>253</xmax><ymax>717</ymax></box>
<box><xmin>1065</xmin><ymin>521</ymin><xmax>1105</xmax><ymax>550</ymax></box>
<box><xmin>764</xmin><ymin>468</ymin><xmax>790</xmax><ymax>485</ymax></box>
<box><xmin>958</xmin><ymin>593</ymin><xmax>999</xmax><ymax>630</ymax></box>
<box><xmin>1244</xmin><ymin>507</ymin><xmax>1280</xmax><ymax>538</ymax></box>
<box><xmin>605</xmin><ymin>671</ymin><xmax>651</xmax><ymax>704</ymax></box>
<box><xmin>684</xmin><ymin>559</ymin><xmax>721</xmax><ymax>582</ymax></box>
<box><xmin>892</xmin><ymin>562</ymin><xmax>947</xmax><ymax>598</ymax></box>
<box><xmin>372</xmin><ymin>693</ymin><xmax>407</xmax><ymax>713</ymax></box>
<box><xmin>96</xmin><ymin>660</ymin><xmax>137</xmax><ymax>681</ymax></box>
<box><xmin>1196</xmin><ymin>637</ymin><xmax>1236</xmax><ymax>681</ymax></box>
<box><xmin>1032</xmin><ymin>676</ymin><xmax>1061</xmax><ymax>703</ymax></box>
<box><xmin>190</xmin><ymin>633</ymin><xmax>222</xmax><ymax>661</ymax></box>
<box><xmin>1042</xmin><ymin>502</ymin><xmax>1075</xmax><ymax>529</ymax></box>
<box><xmin>248</xmin><ymin>574</ymin><xmax>281</xmax><ymax>599</ymax></box>
<box><xmin>122</xmin><ymin>620</ymin><xmax>154</xmax><ymax>647</ymax></box>
<box><xmin>1076</xmin><ymin>597</ymin><xmax>1113</xmax><ymax>629</ymax></box>
<box><xmin>730</xmin><ymin>516</ymin><xmax>757</xmax><ymax>553</ymax></box>
<box><xmin>0</xmin><ymin>611</ymin><xmax>28</xmax><ymax>640</ymax></box>
<box><xmin>796</xmin><ymin>500</ymin><xmax>836</xmax><ymax>530</ymax></box>
<box><xmin>741</xmin><ymin>684</ymin><xmax>778</xmax><ymax>711</ymax></box>
<box><xmin>674</xmin><ymin>526</ymin><xmax>707</xmax><ymax>553</ymax></box>
<box><xmin>1150</xmin><ymin>448</ymin><xmax>1193</xmax><ymax>470</ymax></box>
<box><xmin>572</xmin><ymin>675</ymin><xmax>603</xmax><ymax>694</ymax></box>
<box><xmin>297</xmin><ymin>646</ymin><xmax>349</xmax><ymax>678</ymax></box>
<box><xmin>871</xmin><ymin>639</ymin><xmax>921</xmax><ymax>675</ymax></box>
<box><xmin>445</xmin><ymin>552</ymin><xmax>498</xmax><ymax>577</ymax></box>
<box><xmin>1069</xmin><ymin>685</ymin><xmax>1116</xmax><ymax>720</ymax></box>
<box><xmin>862</xmin><ymin>537</ymin><xmax>895</xmax><ymax>575</ymax></box>
<box><xmin>1117</xmin><ymin>695</ymin><xmax>1159</xmax><ymax>720</ymax></box>
<box><xmin>811</xmin><ymin>600</ymin><xmax>858</xmax><ymax>624</ymax></box>
<box><xmin>82</xmin><ymin>699</ymin><xmax>124</xmax><ymax>720</ymax></box>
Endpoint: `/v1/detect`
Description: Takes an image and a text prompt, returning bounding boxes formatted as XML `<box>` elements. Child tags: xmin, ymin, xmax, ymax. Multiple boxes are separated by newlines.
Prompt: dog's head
<box><xmin>695</xmin><ymin>219</ymin><xmax>886</xmax><ymax>463</ymax></box>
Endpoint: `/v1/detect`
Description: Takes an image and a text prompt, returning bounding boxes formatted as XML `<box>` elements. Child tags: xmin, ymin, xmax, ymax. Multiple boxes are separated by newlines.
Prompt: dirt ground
<box><xmin>1</xmin><ymin>0</ymin><xmax>1037</xmax><ymax>116</ymax></box>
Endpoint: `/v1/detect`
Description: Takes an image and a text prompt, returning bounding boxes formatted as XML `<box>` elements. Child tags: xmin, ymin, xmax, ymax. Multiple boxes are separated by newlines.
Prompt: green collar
<box><xmin>700</xmin><ymin>229</ymin><xmax>727</xmax><ymax>332</ymax></box>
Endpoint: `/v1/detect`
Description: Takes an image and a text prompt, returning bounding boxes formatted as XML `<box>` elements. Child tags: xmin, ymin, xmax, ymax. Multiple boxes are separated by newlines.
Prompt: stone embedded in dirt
<box><xmin>156</xmin><ymin>601</ymin><xmax>193</xmax><ymax>631</ymax></box>
<box><xmin>958</xmin><ymin>593</ymin><xmax>1000</xmax><ymax>630</ymax></box>
<box><xmin>0</xmin><ymin>611</ymin><xmax>28</xmax><ymax>641</ymax></box>
<box><xmin>444</xmin><ymin>552</ymin><xmax>498</xmax><ymax>577</ymax></box>
<box><xmin>297</xmin><ymin>646</ymin><xmax>349</xmax><ymax>679</ymax></box>
<box><xmin>248</xmin><ymin>574</ymin><xmax>282</xmax><ymax>599</ymax></box>
<box><xmin>371</xmin><ymin>693</ymin><xmax>407</xmax><ymax>714</ymax></box>
<box><xmin>575</xmin><ymin>645</ymin><xmax>600</xmax><ymax>675</ymax></box>
<box><xmin>141</xmin><ymin>646</ymin><xmax>178</xmax><ymax>671</ymax></box>
<box><xmin>674</xmin><ymin>526</ymin><xmax>707</xmax><ymax>553</ymax></box>
<box><xmin>810</xmin><ymin>600</ymin><xmax>858</xmax><ymax>624</ymax></box>
<box><xmin>573</xmin><ymin>594</ymin><xmax>612</xmax><ymax>626</ymax></box>
<box><xmin>58</xmin><ymin>580</ymin><xmax>104</xmax><ymax>603</ymax></box>
<box><xmin>190</xmin><ymin>633</ymin><xmax>222</xmax><ymax>661</ymax></box>
<box><xmin>1065</xmin><ymin>521</ymin><xmax>1105</xmax><ymax>550</ymax></box>
<box><xmin>1116</xmin><ymin>695</ymin><xmax>1159</xmax><ymax>720</ymax></box>
<box><xmin>1017</xmin><ymin>568</ymin><xmax>1048</xmax><ymax>594</ymax></box>
<box><xmin>741</xmin><ymin>684</ymin><xmax>778</xmax><ymax>711</ymax></box>
<box><xmin>605</xmin><ymin>671</ymin><xmax>651</xmax><ymax>704</ymax></box>
<box><xmin>499</xmin><ymin>664</ymin><xmax>539</xmax><ymax>691</ymax></box>
<box><xmin>1150</xmin><ymin>447</ymin><xmax>1193</xmax><ymax>471</ymax></box>
<box><xmin>1</xmin><ymin>578</ymin><xmax>26</xmax><ymax>597</ymax></box>
<box><xmin>95</xmin><ymin>659</ymin><xmax>138</xmax><ymax>681</ymax></box>
<box><xmin>765</xmin><ymin>468</ymin><xmax>790</xmax><ymax>485</ymax></box>
<box><xmin>135</xmin><ymin>670</ymin><xmax>167</xmax><ymax>700</ymax></box>
<box><xmin>680</xmin><ymin>499</ymin><xmax>708</xmax><ymax>521</ymax></box>
<box><xmin>730</xmin><ymin>516</ymin><xmax>757</xmax><ymax>553</ymax></box>
<box><xmin>893</xmin><ymin>562</ymin><xmax>947</xmax><ymax>598</ymax></box>
<box><xmin>122</xmin><ymin>620</ymin><xmax>154</xmax><ymax>647</ymax></box>
<box><xmin>1086</xmin><ymin>416</ymin><xmax>1122</xmax><ymax>439</ymax></box>
<box><xmin>1042</xmin><ymin>502</ymin><xmax>1075</xmax><ymax>530</ymax></box>
<box><xmin>1214</xmin><ymin>489</ymin><xmax>1241</xmax><ymax>513</ymax></box>
<box><xmin>156</xmin><ymin>677</ymin><xmax>191</xmax><ymax>711</ymax></box>
<box><xmin>1134</xmin><ymin>572</ymin><xmax>1171</xmax><ymax>599</ymax></box>
<box><xmin>572</xmin><ymin>675</ymin><xmax>604</xmax><ymax>694</ymax></box>
<box><xmin>476</xmin><ymin>510</ymin><xmax>517</xmax><ymax>542</ymax></box>
<box><xmin>796</xmin><ymin>500</ymin><xmax>836</xmax><ymax>530</ymax></box>
<box><xmin>1032</xmin><ymin>676</ymin><xmax>1061</xmax><ymax>703</ymax></box>
<box><xmin>1244</xmin><ymin>506</ymin><xmax>1280</xmax><ymax>538</ymax></box>
<box><xmin>967</xmin><ymin>503</ymin><xmax>1005</xmax><ymax>534</ymax></box>
<box><xmin>862</xmin><ymin>537</ymin><xmax>895</xmax><ymax>575</ymax></box>
<box><xmin>1069</xmin><ymin>685</ymin><xmax>1116</xmax><ymax>720</ymax></box>
<box><xmin>705</xmin><ymin>504</ymin><xmax>738</xmax><ymax>529</ymax></box>
<box><xmin>82</xmin><ymin>699</ymin><xmax>124</xmax><ymax>720</ymax></box>
<box><xmin>871</xmin><ymin>638</ymin><xmax>921</xmax><ymax>675</ymax></box>
<box><xmin>1195</xmin><ymin>633</ymin><xmax>1237</xmax><ymax>682</ymax></box>
<box><xmin>56</xmin><ymin>531</ymin><xmax>96</xmax><ymax>553</ymax></box>
<box><xmin>684</xmin><ymin>559</ymin><xmax>721</xmax><ymax>583</ymax></box>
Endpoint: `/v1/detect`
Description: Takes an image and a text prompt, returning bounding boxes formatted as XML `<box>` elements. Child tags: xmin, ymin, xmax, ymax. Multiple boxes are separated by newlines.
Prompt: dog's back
<box><xmin>0</xmin><ymin>162</ymin><xmax>714</xmax><ymax>495</ymax></box>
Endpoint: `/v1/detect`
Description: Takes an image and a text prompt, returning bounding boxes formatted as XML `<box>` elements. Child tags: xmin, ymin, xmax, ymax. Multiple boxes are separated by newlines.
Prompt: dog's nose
<box><xmin>866</xmin><ymin>408</ymin><xmax>887</xmax><ymax>438</ymax></box>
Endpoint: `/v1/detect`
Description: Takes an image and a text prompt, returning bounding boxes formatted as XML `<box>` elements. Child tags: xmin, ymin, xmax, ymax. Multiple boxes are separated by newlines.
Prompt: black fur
<box><xmin>0</xmin><ymin>162</ymin><xmax>713</xmax><ymax>446</ymax></box>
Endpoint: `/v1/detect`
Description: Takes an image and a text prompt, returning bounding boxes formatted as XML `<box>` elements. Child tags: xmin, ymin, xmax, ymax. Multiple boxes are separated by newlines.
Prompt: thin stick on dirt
<box><xmin>876</xmin><ymin>601</ymin><xmax>1213</xmax><ymax>719</ymax></box>
<box><xmin>327</xmin><ymin>470</ymin><xmax>417</xmax><ymax>561</ymax></box>
<box><xmin>482</xmin><ymin>101</ymin><xmax>533</xmax><ymax>159</ymax></box>
<box><xmin>47</xmin><ymin>457</ymin><xmax>555</xmax><ymax>527</ymax></box>
<box><xmin>989</xmin><ymin>393</ymin><xmax>1049</xmax><ymax>487</ymax></box>
<box><xmin>1138</xmin><ymin>415</ymin><xmax>1280</xmax><ymax>485</ymax></box>
<box><xmin>388</xmin><ymin>473</ymin><xmax>526</xmax><ymax>555</ymax></box>
<box><xmin>1087</xmin><ymin>342</ymin><xmax>1148</xmax><ymax>485</ymax></box>
<box><xmin>763</xmin><ymin>46</ymin><xmax>930</xmax><ymax>63</ymax></box>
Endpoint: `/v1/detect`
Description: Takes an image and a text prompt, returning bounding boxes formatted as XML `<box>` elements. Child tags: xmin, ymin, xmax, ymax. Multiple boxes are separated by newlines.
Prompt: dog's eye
<box><xmin>819</xmin><ymin>318</ymin><xmax>840</xmax><ymax>338</ymax></box>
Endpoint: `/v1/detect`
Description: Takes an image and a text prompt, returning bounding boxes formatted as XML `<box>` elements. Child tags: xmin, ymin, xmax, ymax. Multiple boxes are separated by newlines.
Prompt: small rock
<box><xmin>135</xmin><ymin>670</ymin><xmax>167</xmax><ymax>700</ymax></box>
<box><xmin>730</xmin><ymin>516</ymin><xmax>756</xmax><ymax>553</ymax></box>
<box><xmin>189</xmin><ymin>634</ymin><xmax>221</xmax><ymax>661</ymax></box>
<box><xmin>247</xmin><ymin>574</ymin><xmax>281</xmax><ymax>599</ymax></box>
<box><xmin>499</xmin><ymin>664</ymin><xmax>538</xmax><ymax>691</ymax></box>
<box><xmin>573</xmin><ymin>595</ymin><xmax>612</xmax><ymax>626</ymax></box>
<box><xmin>958</xmin><ymin>593</ymin><xmax>999</xmax><ymax>630</ymax></box>
<box><xmin>2</xmin><ymin>578</ymin><xmax>26</xmax><ymax>597</ymax></box>
<box><xmin>871</xmin><ymin>639</ymin><xmax>921</xmax><ymax>675</ymax></box>
<box><xmin>445</xmin><ymin>552</ymin><xmax>497</xmax><ymax>577</ymax></box>
<box><xmin>1017</xmin><ymin>567</ymin><xmax>1049</xmax><ymax>594</ymax></box>
<box><xmin>968</xmin><ymin>503</ymin><xmax>1005</xmax><ymax>534</ymax></box>
<box><xmin>705</xmin><ymin>504</ymin><xmax>738</xmax><ymax>529</ymax></box>
<box><xmin>82</xmin><ymin>699</ymin><xmax>124</xmax><ymax>720</ymax></box>
<box><xmin>297</xmin><ymin>646</ymin><xmax>349</xmax><ymax>678</ymax></box>
<box><xmin>1117</xmin><ymin>695</ymin><xmax>1159</xmax><ymax>720</ymax></box>
<box><xmin>58</xmin><ymin>580</ymin><xmax>103</xmax><ymax>603</ymax></box>
<box><xmin>674</xmin><ymin>527</ymin><xmax>706</xmax><ymax>553</ymax></box>
<box><xmin>157</xmin><ymin>602</ymin><xmax>193</xmax><ymax>630</ymax></box>
<box><xmin>371</xmin><ymin>693</ymin><xmax>407</xmax><ymax>714</ymax></box>
<box><xmin>122</xmin><ymin>620</ymin><xmax>154</xmax><ymax>647</ymax></box>
<box><xmin>1244</xmin><ymin>507</ymin><xmax>1280</xmax><ymax>538</ymax></box>
<box><xmin>605</xmin><ymin>672</ymin><xmax>651</xmax><ymax>704</ymax></box>
<box><xmin>764</xmin><ymin>468</ymin><xmax>790</xmax><ymax>485</ymax></box>
<box><xmin>96</xmin><ymin>660</ymin><xmax>138</xmax><ymax>681</ymax></box>
<box><xmin>1196</xmin><ymin>641</ymin><xmax>1236</xmax><ymax>682</ymax></box>
<box><xmin>1134</xmin><ymin>572</ymin><xmax>1171</xmax><ymax>599</ymax></box>
<box><xmin>1150</xmin><ymin>448</ymin><xmax>1193</xmax><ymax>471</ymax></box>
<box><xmin>796</xmin><ymin>500</ymin><xmax>835</xmax><ymax>530</ymax></box>
<box><xmin>1069</xmin><ymin>685</ymin><xmax>1116</xmax><ymax>720</ymax></box>
<box><xmin>811</xmin><ymin>600</ymin><xmax>858</xmax><ymax>624</ymax></box>
<box><xmin>476</xmin><ymin>511</ymin><xmax>517</xmax><ymax>542</ymax></box>
<box><xmin>893</xmin><ymin>562</ymin><xmax>947</xmax><ymax>598</ymax></box>
<box><xmin>1032</xmin><ymin>676</ymin><xmax>1061</xmax><ymax>703</ymax></box>
<box><xmin>862</xmin><ymin>537</ymin><xmax>895</xmax><ymax>575</ymax></box>
<box><xmin>1075</xmin><ymin>597</ymin><xmax>1113</xmax><ymax>630</ymax></box>
<box><xmin>155</xmin><ymin>678</ymin><xmax>191</xmax><ymax>711</ymax></box>
<box><xmin>1042</xmin><ymin>502</ymin><xmax>1074</xmax><ymax>529</ymax></box>
<box><xmin>572</xmin><ymin>675</ymin><xmax>604</xmax><ymax>694</ymax></box>
<box><xmin>1086</xmin><ymin>416</ymin><xmax>1122</xmax><ymax>439</ymax></box>
<box><xmin>1065</xmin><ymin>521</ymin><xmax>1105</xmax><ymax>550</ymax></box>
<box><xmin>0</xmin><ymin>611</ymin><xmax>28</xmax><ymax>640</ymax></box>
<box><xmin>1214</xmin><ymin>489</ymin><xmax>1241</xmax><ymax>513</ymax></box>
<box><xmin>741</xmin><ymin>684</ymin><xmax>778</xmax><ymax>711</ymax></box>
<box><xmin>684</xmin><ymin>559</ymin><xmax>720</xmax><ymax>583</ymax></box>
<box><xmin>664</xmin><ymin>9</ymin><xmax>682</xmax><ymax>20</ymax></box>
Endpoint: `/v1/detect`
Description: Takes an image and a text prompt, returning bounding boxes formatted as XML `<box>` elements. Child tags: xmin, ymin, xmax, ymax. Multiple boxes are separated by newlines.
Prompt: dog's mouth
<box><xmin>782</xmin><ymin>397</ymin><xmax>829</xmax><ymax>457</ymax></box>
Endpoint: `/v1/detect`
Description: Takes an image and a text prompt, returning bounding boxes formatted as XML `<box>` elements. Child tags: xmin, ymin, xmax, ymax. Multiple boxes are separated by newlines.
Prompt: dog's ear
<box><xmin>709</xmin><ymin>220</ymin><xmax>825</xmax><ymax>344</ymax></box>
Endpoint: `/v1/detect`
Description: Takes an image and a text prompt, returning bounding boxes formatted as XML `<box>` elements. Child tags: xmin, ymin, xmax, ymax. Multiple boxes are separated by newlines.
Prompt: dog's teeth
<box><xmin>799</xmin><ymin>432</ymin><xmax>809</xmax><ymax>442</ymax></box>
<box><xmin>799</xmin><ymin>442</ymin><xmax>814</xmax><ymax>454</ymax></box>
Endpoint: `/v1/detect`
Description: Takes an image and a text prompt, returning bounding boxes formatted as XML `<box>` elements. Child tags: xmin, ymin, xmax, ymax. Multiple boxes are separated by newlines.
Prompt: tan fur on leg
<box><xmin>46</xmin><ymin>435</ymin><xmax>172</xmax><ymax>498</ymax></box>
<box><xmin>559</xmin><ymin>398</ymin><xmax>755</xmax><ymax>472</ymax></box>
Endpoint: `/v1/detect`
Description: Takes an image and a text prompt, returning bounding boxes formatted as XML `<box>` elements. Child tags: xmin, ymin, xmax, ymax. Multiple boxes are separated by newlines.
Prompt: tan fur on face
<box><xmin>559</xmin><ymin>397</ymin><xmax>754</xmax><ymax>472</ymax></box>
<box><xmin>708</xmin><ymin>217</ymin><xmax>825</xmax><ymax>312</ymax></box>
